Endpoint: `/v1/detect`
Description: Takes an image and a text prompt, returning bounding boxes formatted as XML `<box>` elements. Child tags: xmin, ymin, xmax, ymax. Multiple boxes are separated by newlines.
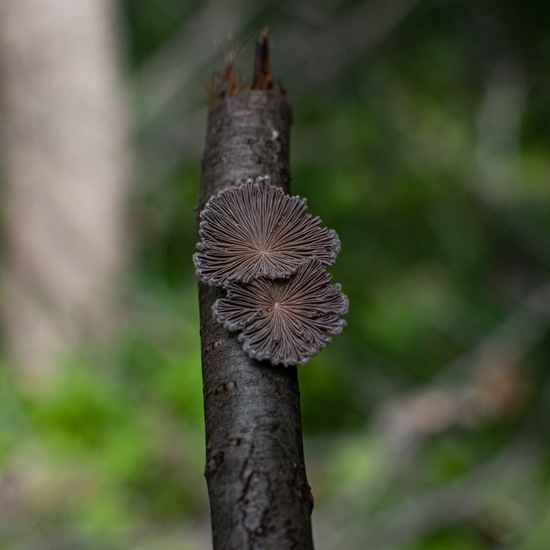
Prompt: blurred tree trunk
<box><xmin>0</xmin><ymin>1</ymin><xmax>130</xmax><ymax>387</ymax></box>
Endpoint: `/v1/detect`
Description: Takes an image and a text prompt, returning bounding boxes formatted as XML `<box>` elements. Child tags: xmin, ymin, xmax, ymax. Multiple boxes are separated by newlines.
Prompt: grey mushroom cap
<box><xmin>213</xmin><ymin>258</ymin><xmax>348</xmax><ymax>366</ymax></box>
<box><xmin>194</xmin><ymin>176</ymin><xmax>341</xmax><ymax>288</ymax></box>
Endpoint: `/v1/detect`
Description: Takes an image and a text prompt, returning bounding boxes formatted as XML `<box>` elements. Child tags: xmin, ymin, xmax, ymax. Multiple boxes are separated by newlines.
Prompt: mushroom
<box><xmin>194</xmin><ymin>176</ymin><xmax>340</xmax><ymax>287</ymax></box>
<box><xmin>213</xmin><ymin>258</ymin><xmax>348</xmax><ymax>366</ymax></box>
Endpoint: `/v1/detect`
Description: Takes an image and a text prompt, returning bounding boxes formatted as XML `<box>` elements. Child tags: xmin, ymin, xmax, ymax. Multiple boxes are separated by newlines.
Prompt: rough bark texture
<box><xmin>0</xmin><ymin>1</ymin><xmax>129</xmax><ymax>386</ymax></box>
<box><xmin>199</xmin><ymin>91</ymin><xmax>314</xmax><ymax>549</ymax></box>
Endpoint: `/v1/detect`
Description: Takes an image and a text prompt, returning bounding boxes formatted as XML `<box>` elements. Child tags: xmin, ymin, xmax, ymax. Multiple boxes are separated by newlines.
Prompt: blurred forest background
<box><xmin>1</xmin><ymin>1</ymin><xmax>549</xmax><ymax>549</ymax></box>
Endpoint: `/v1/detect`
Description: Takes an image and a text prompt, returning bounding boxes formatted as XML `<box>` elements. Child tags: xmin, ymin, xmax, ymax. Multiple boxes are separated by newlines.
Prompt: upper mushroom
<box><xmin>194</xmin><ymin>176</ymin><xmax>340</xmax><ymax>287</ymax></box>
<box><xmin>213</xmin><ymin>258</ymin><xmax>348</xmax><ymax>366</ymax></box>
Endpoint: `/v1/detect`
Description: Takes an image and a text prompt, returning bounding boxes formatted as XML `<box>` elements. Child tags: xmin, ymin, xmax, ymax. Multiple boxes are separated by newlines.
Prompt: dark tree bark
<box><xmin>198</xmin><ymin>36</ymin><xmax>314</xmax><ymax>550</ymax></box>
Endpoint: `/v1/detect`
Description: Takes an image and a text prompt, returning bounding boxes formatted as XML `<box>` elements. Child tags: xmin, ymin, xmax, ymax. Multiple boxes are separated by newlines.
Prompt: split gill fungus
<box><xmin>194</xmin><ymin>176</ymin><xmax>340</xmax><ymax>288</ymax></box>
<box><xmin>214</xmin><ymin>258</ymin><xmax>348</xmax><ymax>366</ymax></box>
<box><xmin>195</xmin><ymin>176</ymin><xmax>348</xmax><ymax>367</ymax></box>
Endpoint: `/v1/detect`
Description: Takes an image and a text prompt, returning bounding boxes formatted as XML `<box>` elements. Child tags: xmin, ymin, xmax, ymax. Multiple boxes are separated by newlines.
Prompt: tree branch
<box><xmin>198</xmin><ymin>34</ymin><xmax>314</xmax><ymax>549</ymax></box>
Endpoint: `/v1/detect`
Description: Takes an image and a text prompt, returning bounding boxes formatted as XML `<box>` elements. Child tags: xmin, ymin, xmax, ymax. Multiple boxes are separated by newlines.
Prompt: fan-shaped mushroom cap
<box><xmin>213</xmin><ymin>258</ymin><xmax>348</xmax><ymax>366</ymax></box>
<box><xmin>194</xmin><ymin>176</ymin><xmax>340</xmax><ymax>287</ymax></box>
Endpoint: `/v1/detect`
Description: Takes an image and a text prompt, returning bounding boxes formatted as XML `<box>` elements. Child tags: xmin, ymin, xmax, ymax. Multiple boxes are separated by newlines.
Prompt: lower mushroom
<box><xmin>213</xmin><ymin>258</ymin><xmax>348</xmax><ymax>366</ymax></box>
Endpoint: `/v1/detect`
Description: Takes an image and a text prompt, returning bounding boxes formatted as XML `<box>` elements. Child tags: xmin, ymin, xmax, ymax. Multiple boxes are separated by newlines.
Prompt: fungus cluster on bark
<box><xmin>194</xmin><ymin>176</ymin><xmax>348</xmax><ymax>366</ymax></box>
